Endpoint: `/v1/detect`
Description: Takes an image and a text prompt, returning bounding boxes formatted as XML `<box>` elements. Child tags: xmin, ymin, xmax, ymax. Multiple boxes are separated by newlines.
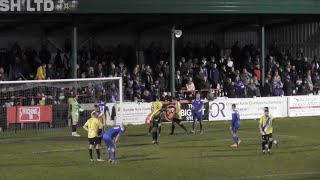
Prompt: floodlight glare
<box><xmin>174</xmin><ymin>30</ymin><xmax>182</xmax><ymax>38</ymax></box>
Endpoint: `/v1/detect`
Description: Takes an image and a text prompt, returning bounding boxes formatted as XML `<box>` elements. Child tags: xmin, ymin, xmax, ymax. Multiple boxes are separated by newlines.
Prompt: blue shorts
<box><xmin>232</xmin><ymin>124</ymin><xmax>240</xmax><ymax>133</ymax></box>
<box><xmin>103</xmin><ymin>135</ymin><xmax>116</xmax><ymax>148</ymax></box>
<box><xmin>193</xmin><ymin>113</ymin><xmax>203</xmax><ymax>121</ymax></box>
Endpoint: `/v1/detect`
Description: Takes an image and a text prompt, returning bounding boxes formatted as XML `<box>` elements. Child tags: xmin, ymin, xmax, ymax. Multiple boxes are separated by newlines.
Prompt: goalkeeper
<box><xmin>70</xmin><ymin>95</ymin><xmax>82</xmax><ymax>137</ymax></box>
<box><xmin>149</xmin><ymin>96</ymin><xmax>163</xmax><ymax>144</ymax></box>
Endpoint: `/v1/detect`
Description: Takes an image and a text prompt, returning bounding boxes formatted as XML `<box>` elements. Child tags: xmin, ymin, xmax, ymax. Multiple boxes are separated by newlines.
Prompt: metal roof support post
<box><xmin>261</xmin><ymin>25</ymin><xmax>265</xmax><ymax>88</ymax></box>
<box><xmin>72</xmin><ymin>16</ymin><xmax>77</xmax><ymax>79</ymax></box>
<box><xmin>171</xmin><ymin>27</ymin><xmax>176</xmax><ymax>97</ymax></box>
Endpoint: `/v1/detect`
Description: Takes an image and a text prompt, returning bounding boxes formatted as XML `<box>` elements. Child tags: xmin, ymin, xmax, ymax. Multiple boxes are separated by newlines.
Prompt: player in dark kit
<box><xmin>169</xmin><ymin>97</ymin><xmax>188</xmax><ymax>135</ymax></box>
<box><xmin>148</xmin><ymin>96</ymin><xmax>163</xmax><ymax>144</ymax></box>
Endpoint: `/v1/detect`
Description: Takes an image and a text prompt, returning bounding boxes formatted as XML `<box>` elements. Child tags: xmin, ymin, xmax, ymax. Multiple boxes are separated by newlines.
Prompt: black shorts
<box><xmin>172</xmin><ymin>118</ymin><xmax>182</xmax><ymax>124</ymax></box>
<box><xmin>262</xmin><ymin>133</ymin><xmax>273</xmax><ymax>141</ymax></box>
<box><xmin>151</xmin><ymin>117</ymin><xmax>161</xmax><ymax>128</ymax></box>
<box><xmin>88</xmin><ymin>137</ymin><xmax>98</xmax><ymax>145</ymax></box>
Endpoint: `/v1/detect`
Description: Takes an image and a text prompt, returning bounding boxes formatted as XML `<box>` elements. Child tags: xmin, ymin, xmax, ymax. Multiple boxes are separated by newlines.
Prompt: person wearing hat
<box><xmin>259</xmin><ymin>107</ymin><xmax>274</xmax><ymax>154</ymax></box>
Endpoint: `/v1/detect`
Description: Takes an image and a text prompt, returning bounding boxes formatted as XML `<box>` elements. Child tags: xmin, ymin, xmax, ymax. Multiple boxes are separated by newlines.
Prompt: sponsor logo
<box><xmin>19</xmin><ymin>107</ymin><xmax>40</xmax><ymax>121</ymax></box>
<box><xmin>0</xmin><ymin>0</ymin><xmax>79</xmax><ymax>12</ymax></box>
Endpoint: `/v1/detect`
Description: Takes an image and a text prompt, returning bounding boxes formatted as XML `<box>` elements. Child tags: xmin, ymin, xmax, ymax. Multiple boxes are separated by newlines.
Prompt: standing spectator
<box><xmin>247</xmin><ymin>78</ymin><xmax>261</xmax><ymax>97</ymax></box>
<box><xmin>131</xmin><ymin>67</ymin><xmax>140</xmax><ymax>80</ymax></box>
<box><xmin>302</xmin><ymin>57</ymin><xmax>312</xmax><ymax>79</ymax></box>
<box><xmin>186</xmin><ymin>77</ymin><xmax>195</xmax><ymax>91</ymax></box>
<box><xmin>87</xmin><ymin>66</ymin><xmax>95</xmax><ymax>78</ymax></box>
<box><xmin>226</xmin><ymin>57</ymin><xmax>233</xmax><ymax>70</ymax></box>
<box><xmin>272</xmin><ymin>76</ymin><xmax>284</xmax><ymax>96</ymax></box>
<box><xmin>11</xmin><ymin>57</ymin><xmax>24</xmax><ymax>80</ymax></box>
<box><xmin>108</xmin><ymin>62</ymin><xmax>118</xmax><ymax>77</ymax></box>
<box><xmin>253</xmin><ymin>65</ymin><xmax>261</xmax><ymax>81</ymax></box>
<box><xmin>199</xmin><ymin>76</ymin><xmax>211</xmax><ymax>90</ymax></box>
<box><xmin>194</xmin><ymin>70</ymin><xmax>204</xmax><ymax>89</ymax></box>
<box><xmin>225</xmin><ymin>78</ymin><xmax>235</xmax><ymax>98</ymax></box>
<box><xmin>312</xmin><ymin>56</ymin><xmax>320</xmax><ymax>74</ymax></box>
<box><xmin>313</xmin><ymin>72</ymin><xmax>320</xmax><ymax>94</ymax></box>
<box><xmin>227</xmin><ymin>67</ymin><xmax>237</xmax><ymax>82</ymax></box>
<box><xmin>261</xmin><ymin>80</ymin><xmax>272</xmax><ymax>97</ymax></box>
<box><xmin>142</xmin><ymin>65</ymin><xmax>153</xmax><ymax>91</ymax></box>
<box><xmin>231</xmin><ymin>41</ymin><xmax>241</xmax><ymax>70</ymax></box>
<box><xmin>39</xmin><ymin>45</ymin><xmax>51</xmax><ymax>65</ymax></box>
<box><xmin>283</xmin><ymin>77</ymin><xmax>295</xmax><ymax>96</ymax></box>
<box><xmin>95</xmin><ymin>63</ymin><xmax>105</xmax><ymax>77</ymax></box>
<box><xmin>240</xmin><ymin>68</ymin><xmax>252</xmax><ymax>86</ymax></box>
<box><xmin>46</xmin><ymin>63</ymin><xmax>55</xmax><ymax>79</ymax></box>
<box><xmin>304</xmin><ymin>71</ymin><xmax>313</xmax><ymax>94</ymax></box>
<box><xmin>245</xmin><ymin>56</ymin><xmax>254</xmax><ymax>73</ymax></box>
<box><xmin>291</xmin><ymin>65</ymin><xmax>298</xmax><ymax>85</ymax></box>
<box><xmin>234</xmin><ymin>76</ymin><xmax>245</xmax><ymax>98</ymax></box>
<box><xmin>36</xmin><ymin>63</ymin><xmax>46</xmax><ymax>80</ymax></box>
<box><xmin>175</xmin><ymin>70</ymin><xmax>183</xmax><ymax>91</ymax></box>
<box><xmin>157</xmin><ymin>72</ymin><xmax>167</xmax><ymax>92</ymax></box>
<box><xmin>0</xmin><ymin>67</ymin><xmax>8</xmax><ymax>81</ymax></box>
<box><xmin>206</xmin><ymin>88</ymin><xmax>215</xmax><ymax>100</ymax></box>
<box><xmin>142</xmin><ymin>90</ymin><xmax>153</xmax><ymax>102</ymax></box>
<box><xmin>125</xmin><ymin>81</ymin><xmax>134</xmax><ymax>101</ymax></box>
<box><xmin>210</xmin><ymin>63</ymin><xmax>220</xmax><ymax>89</ymax></box>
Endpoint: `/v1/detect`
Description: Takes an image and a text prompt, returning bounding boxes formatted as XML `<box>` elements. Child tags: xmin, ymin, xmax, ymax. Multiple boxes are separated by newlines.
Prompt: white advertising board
<box><xmin>209</xmin><ymin>97</ymin><xmax>287</xmax><ymax>121</ymax></box>
<box><xmin>120</xmin><ymin>102</ymin><xmax>152</xmax><ymax>125</ymax></box>
<box><xmin>288</xmin><ymin>95</ymin><xmax>320</xmax><ymax>117</ymax></box>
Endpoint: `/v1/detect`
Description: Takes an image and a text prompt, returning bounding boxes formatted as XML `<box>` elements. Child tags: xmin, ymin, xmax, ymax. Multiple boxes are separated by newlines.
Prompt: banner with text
<box><xmin>209</xmin><ymin>97</ymin><xmax>287</xmax><ymax>121</ymax></box>
<box><xmin>288</xmin><ymin>96</ymin><xmax>320</xmax><ymax>117</ymax></box>
<box><xmin>7</xmin><ymin>106</ymin><xmax>53</xmax><ymax>125</ymax></box>
<box><xmin>121</xmin><ymin>103</ymin><xmax>152</xmax><ymax>125</ymax></box>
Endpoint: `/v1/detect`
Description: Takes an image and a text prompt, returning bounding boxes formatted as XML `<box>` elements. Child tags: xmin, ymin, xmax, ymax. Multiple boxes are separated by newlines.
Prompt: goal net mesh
<box><xmin>0</xmin><ymin>77</ymin><xmax>122</xmax><ymax>135</ymax></box>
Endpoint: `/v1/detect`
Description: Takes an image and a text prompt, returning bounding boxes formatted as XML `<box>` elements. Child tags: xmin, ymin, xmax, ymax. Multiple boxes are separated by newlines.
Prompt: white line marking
<box><xmin>237</xmin><ymin>171</ymin><xmax>320</xmax><ymax>179</ymax></box>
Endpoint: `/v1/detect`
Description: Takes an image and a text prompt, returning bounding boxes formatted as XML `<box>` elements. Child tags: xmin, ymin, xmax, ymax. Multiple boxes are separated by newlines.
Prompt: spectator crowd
<box><xmin>0</xmin><ymin>40</ymin><xmax>320</xmax><ymax>103</ymax></box>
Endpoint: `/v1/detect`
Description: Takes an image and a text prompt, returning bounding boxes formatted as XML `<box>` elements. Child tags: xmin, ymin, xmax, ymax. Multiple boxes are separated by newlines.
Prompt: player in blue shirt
<box><xmin>191</xmin><ymin>93</ymin><xmax>205</xmax><ymax>134</ymax></box>
<box><xmin>98</xmin><ymin>101</ymin><xmax>111</xmax><ymax>121</ymax></box>
<box><xmin>230</xmin><ymin>104</ymin><xmax>241</xmax><ymax>147</ymax></box>
<box><xmin>103</xmin><ymin>126</ymin><xmax>126</xmax><ymax>163</ymax></box>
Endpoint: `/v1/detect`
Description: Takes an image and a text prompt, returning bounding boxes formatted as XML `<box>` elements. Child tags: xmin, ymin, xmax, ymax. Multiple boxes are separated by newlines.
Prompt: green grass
<box><xmin>1</xmin><ymin>117</ymin><xmax>320</xmax><ymax>180</ymax></box>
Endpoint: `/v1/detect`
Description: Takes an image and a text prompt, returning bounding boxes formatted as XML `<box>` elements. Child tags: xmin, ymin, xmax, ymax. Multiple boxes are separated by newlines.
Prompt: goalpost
<box><xmin>0</xmin><ymin>77</ymin><xmax>123</xmax><ymax>133</ymax></box>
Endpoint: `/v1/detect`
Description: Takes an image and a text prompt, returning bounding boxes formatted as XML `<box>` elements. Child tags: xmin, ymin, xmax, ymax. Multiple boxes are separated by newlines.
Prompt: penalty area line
<box><xmin>237</xmin><ymin>171</ymin><xmax>320</xmax><ymax>179</ymax></box>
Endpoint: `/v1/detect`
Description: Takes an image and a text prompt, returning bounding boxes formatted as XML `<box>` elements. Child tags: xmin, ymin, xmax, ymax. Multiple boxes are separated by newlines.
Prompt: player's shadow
<box><xmin>126</xmin><ymin>133</ymin><xmax>149</xmax><ymax>137</ymax></box>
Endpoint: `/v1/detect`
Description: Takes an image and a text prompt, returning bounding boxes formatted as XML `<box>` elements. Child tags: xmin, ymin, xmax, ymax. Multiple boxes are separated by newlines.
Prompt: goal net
<box><xmin>0</xmin><ymin>77</ymin><xmax>123</xmax><ymax>134</ymax></box>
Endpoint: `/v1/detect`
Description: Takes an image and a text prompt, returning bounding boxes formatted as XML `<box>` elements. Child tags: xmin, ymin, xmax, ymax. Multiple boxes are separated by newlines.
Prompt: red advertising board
<box><xmin>7</xmin><ymin>106</ymin><xmax>52</xmax><ymax>124</ymax></box>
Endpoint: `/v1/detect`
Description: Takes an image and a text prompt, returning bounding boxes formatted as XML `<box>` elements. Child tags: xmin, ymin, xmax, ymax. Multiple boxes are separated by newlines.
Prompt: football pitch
<box><xmin>0</xmin><ymin>117</ymin><xmax>320</xmax><ymax>180</ymax></box>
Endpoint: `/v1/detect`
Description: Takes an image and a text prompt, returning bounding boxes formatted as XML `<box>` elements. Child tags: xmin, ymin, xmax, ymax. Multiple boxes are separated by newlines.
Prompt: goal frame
<box><xmin>0</xmin><ymin>77</ymin><xmax>123</xmax><ymax>128</ymax></box>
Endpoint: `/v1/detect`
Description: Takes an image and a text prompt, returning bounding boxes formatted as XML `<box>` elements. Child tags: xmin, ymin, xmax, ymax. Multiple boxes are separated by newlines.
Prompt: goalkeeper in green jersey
<box><xmin>70</xmin><ymin>95</ymin><xmax>83</xmax><ymax>137</ymax></box>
